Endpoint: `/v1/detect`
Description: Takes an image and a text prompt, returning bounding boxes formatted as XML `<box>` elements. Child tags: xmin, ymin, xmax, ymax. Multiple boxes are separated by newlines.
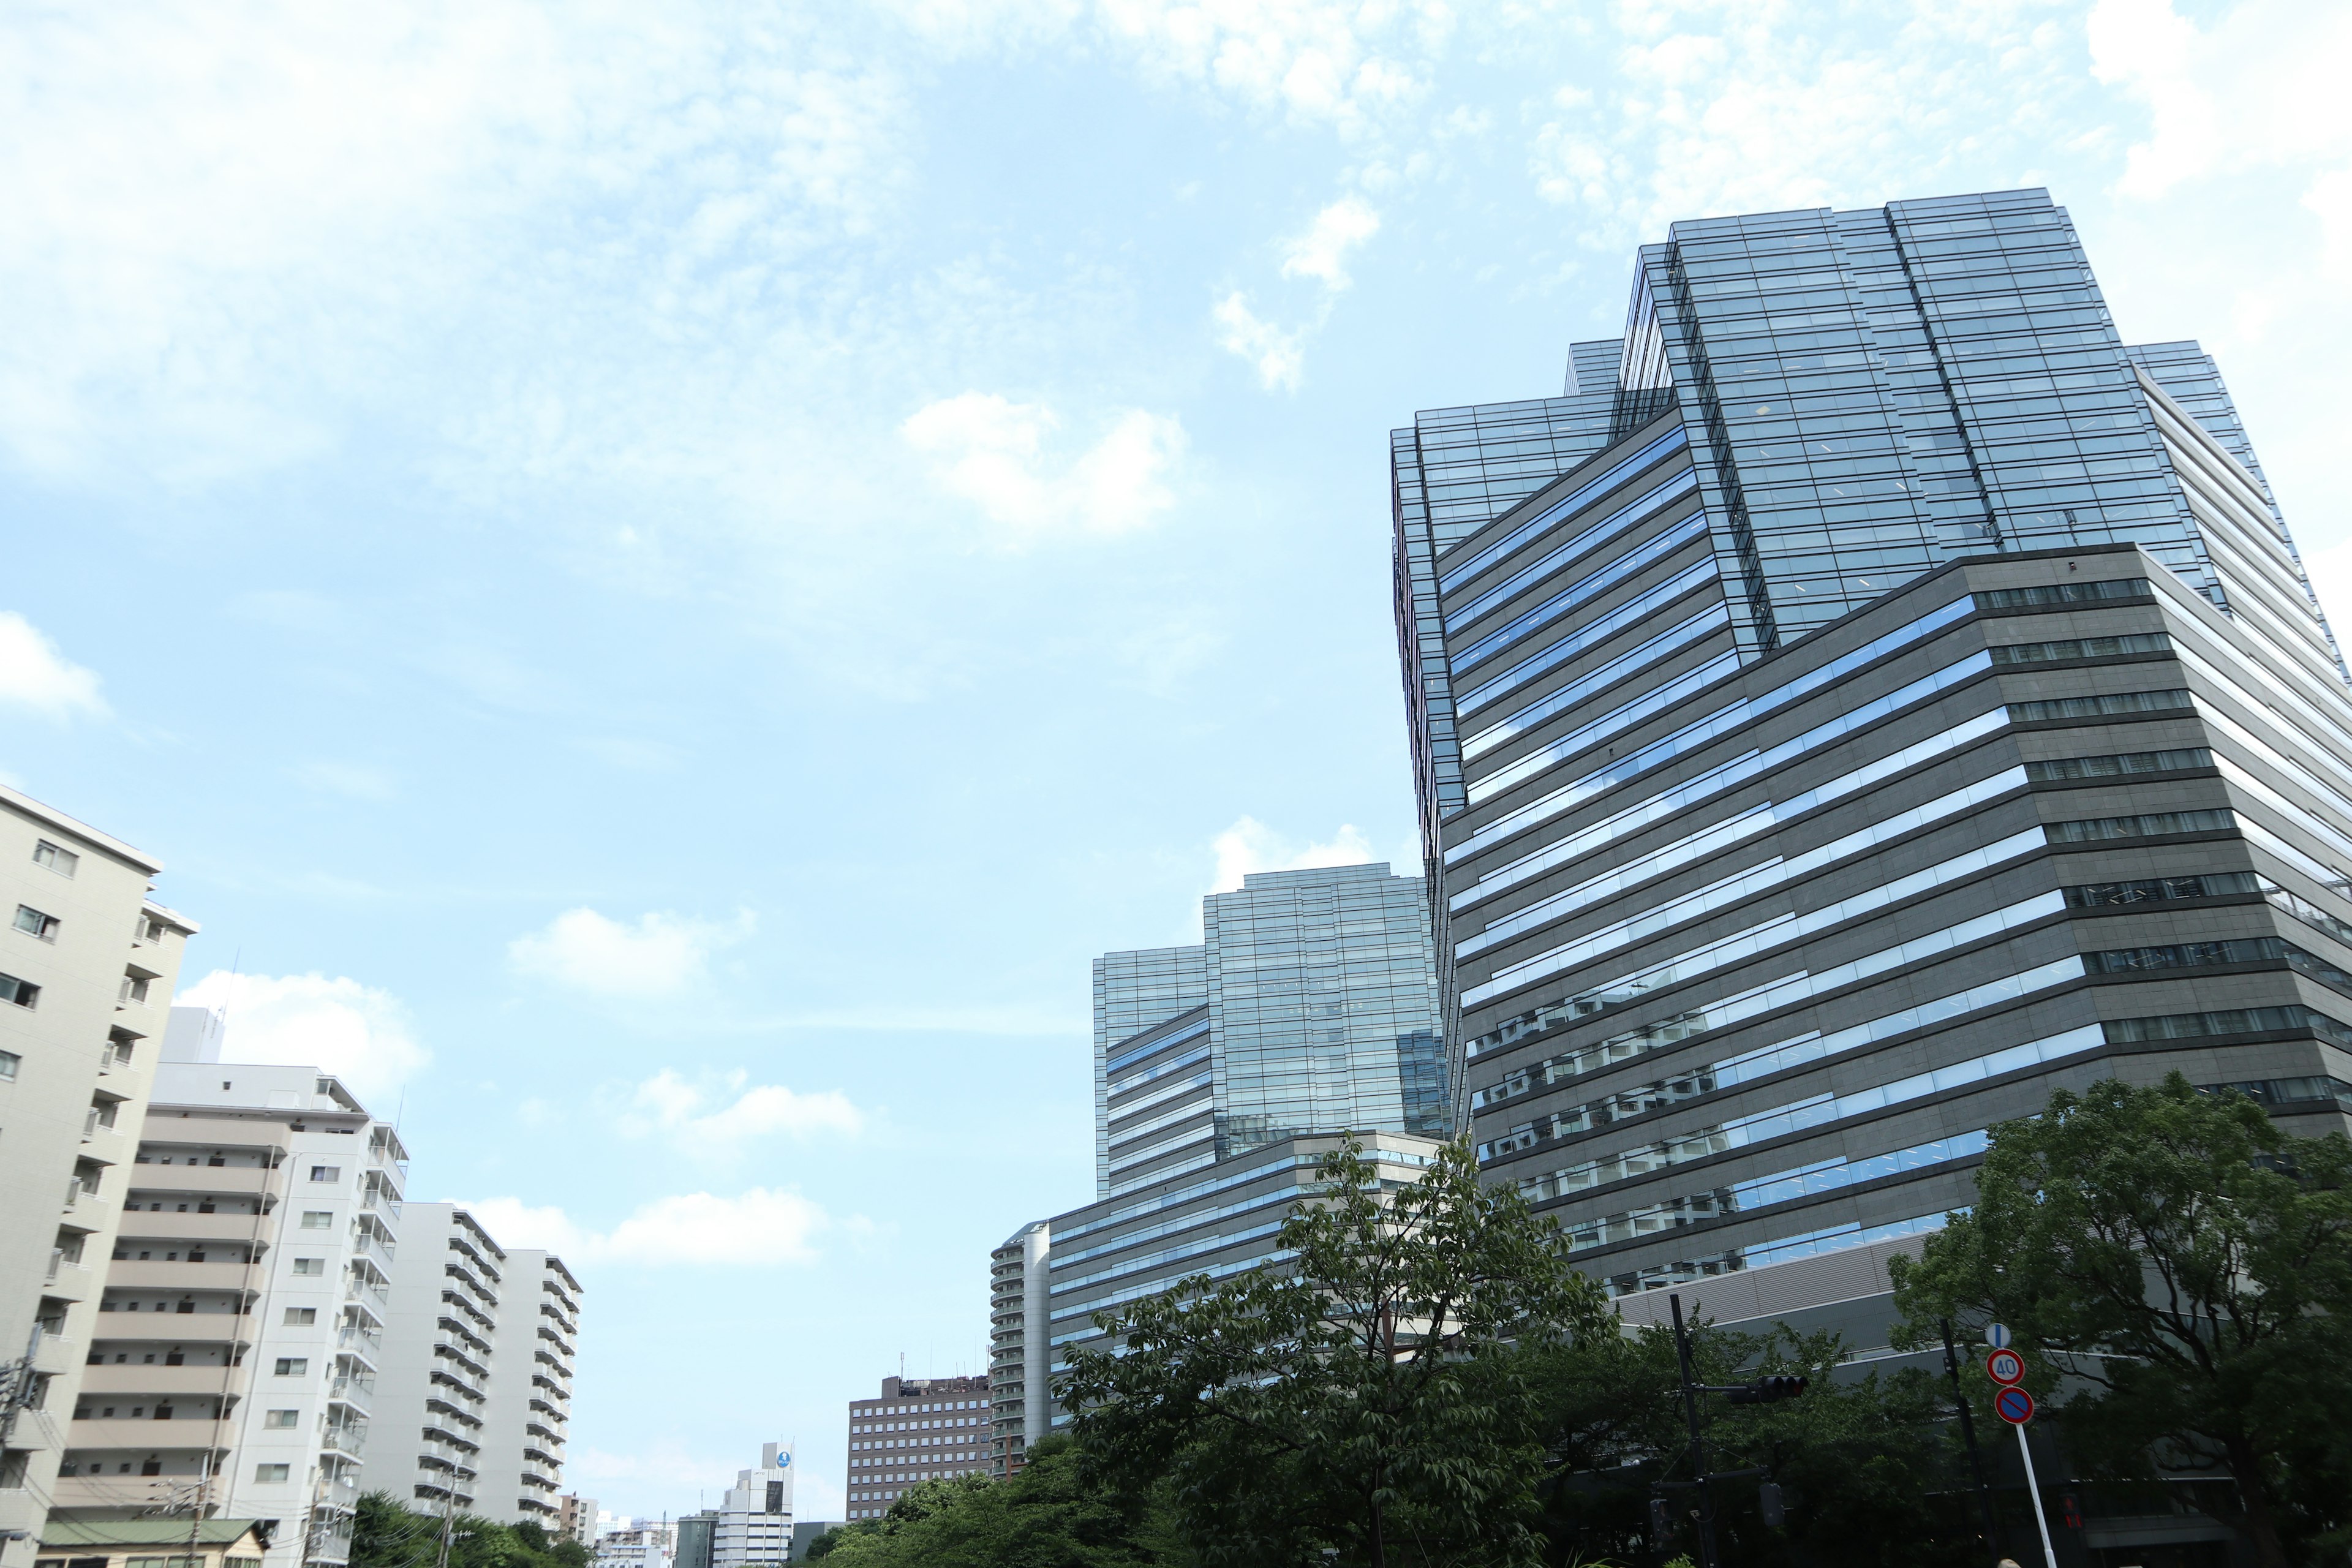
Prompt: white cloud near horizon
<box><xmin>1211</xmin><ymin>816</ymin><xmax>1374</xmax><ymax>893</ymax></box>
<box><xmin>176</xmin><ymin>970</ymin><xmax>431</xmax><ymax>1103</ymax></box>
<box><xmin>0</xmin><ymin>612</ymin><xmax>109</xmax><ymax>720</ymax></box>
<box><xmin>508</xmin><ymin>907</ymin><xmax>756</xmax><ymax>998</ymax></box>
<box><xmin>901</xmin><ymin>394</ymin><xmax>1185</xmax><ymax>546</ymax></box>
<box><xmin>459</xmin><ymin>1188</ymin><xmax>834</xmax><ymax>1265</ymax></box>
<box><xmin>622</xmin><ymin>1068</ymin><xmax>864</xmax><ymax>1149</ymax></box>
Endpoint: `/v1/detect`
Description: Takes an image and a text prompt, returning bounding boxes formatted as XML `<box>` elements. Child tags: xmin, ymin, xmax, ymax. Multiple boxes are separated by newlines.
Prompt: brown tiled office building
<box><xmin>842</xmin><ymin>1374</ymin><xmax>989</xmax><ymax>1521</ymax></box>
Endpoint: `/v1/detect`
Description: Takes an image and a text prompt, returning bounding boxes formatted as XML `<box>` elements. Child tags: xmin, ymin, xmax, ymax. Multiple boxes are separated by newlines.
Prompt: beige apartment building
<box><xmin>0</xmin><ymin>786</ymin><xmax>198</xmax><ymax>1568</ymax></box>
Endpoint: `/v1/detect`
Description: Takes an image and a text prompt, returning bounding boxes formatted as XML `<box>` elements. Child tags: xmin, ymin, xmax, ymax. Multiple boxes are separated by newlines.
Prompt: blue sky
<box><xmin>4</xmin><ymin>0</ymin><xmax>2350</xmax><ymax>1526</ymax></box>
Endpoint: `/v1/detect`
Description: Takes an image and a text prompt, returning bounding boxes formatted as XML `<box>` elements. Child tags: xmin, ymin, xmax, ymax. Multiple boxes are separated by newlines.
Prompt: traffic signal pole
<box><xmin>1667</xmin><ymin>1294</ymin><xmax>1721</xmax><ymax>1568</ymax></box>
<box><xmin>1941</xmin><ymin>1318</ymin><xmax>2003</xmax><ymax>1564</ymax></box>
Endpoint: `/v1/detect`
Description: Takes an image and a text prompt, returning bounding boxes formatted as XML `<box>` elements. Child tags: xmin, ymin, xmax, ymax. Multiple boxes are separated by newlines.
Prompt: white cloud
<box><xmin>508</xmin><ymin>907</ymin><xmax>756</xmax><ymax>998</ymax></box>
<box><xmin>0</xmin><ymin>4</ymin><xmax>907</xmax><ymax>484</ymax></box>
<box><xmin>901</xmin><ymin>394</ymin><xmax>1185</xmax><ymax>546</ymax></box>
<box><xmin>462</xmin><ymin>1188</ymin><xmax>832</xmax><ymax>1265</ymax></box>
<box><xmin>176</xmin><ymin>970</ymin><xmax>430</xmax><ymax>1104</ymax></box>
<box><xmin>1211</xmin><ymin>815</ymin><xmax>1374</xmax><ymax>892</ymax></box>
<box><xmin>1212</xmin><ymin>293</ymin><xmax>1306</xmax><ymax>391</ymax></box>
<box><xmin>622</xmin><ymin>1068</ymin><xmax>864</xmax><ymax>1148</ymax></box>
<box><xmin>0</xmin><ymin>612</ymin><xmax>108</xmax><ymax>720</ymax></box>
<box><xmin>1525</xmin><ymin>4</ymin><xmax>2091</xmax><ymax>247</ymax></box>
<box><xmin>1280</xmin><ymin>196</ymin><xmax>1379</xmax><ymax>289</ymax></box>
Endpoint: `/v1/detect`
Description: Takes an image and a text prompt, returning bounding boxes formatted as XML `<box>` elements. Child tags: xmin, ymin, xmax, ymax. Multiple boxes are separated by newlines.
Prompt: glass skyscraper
<box><xmin>1395</xmin><ymin>189</ymin><xmax>2352</xmax><ymax>1317</ymax></box>
<box><xmin>990</xmin><ymin>864</ymin><xmax>1450</xmax><ymax>1464</ymax></box>
<box><xmin>1092</xmin><ymin>862</ymin><xmax>1447</xmax><ymax>1197</ymax></box>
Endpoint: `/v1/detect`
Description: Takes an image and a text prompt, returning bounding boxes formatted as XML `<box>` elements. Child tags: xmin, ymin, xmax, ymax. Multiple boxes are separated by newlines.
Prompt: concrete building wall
<box><xmin>0</xmin><ymin>787</ymin><xmax>194</xmax><ymax>1568</ymax></box>
<box><xmin>711</xmin><ymin>1444</ymin><xmax>791</xmax><ymax>1568</ymax></box>
<box><xmin>471</xmin><ymin>1250</ymin><xmax>579</xmax><ymax>1524</ymax></box>
<box><xmin>372</xmin><ymin>1204</ymin><xmax>504</xmax><ymax>1515</ymax></box>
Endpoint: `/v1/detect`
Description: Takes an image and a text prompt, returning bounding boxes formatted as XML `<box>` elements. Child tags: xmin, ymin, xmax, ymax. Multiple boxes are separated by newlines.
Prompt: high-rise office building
<box><xmin>1393</xmin><ymin>188</ymin><xmax>2352</xmax><ymax>1336</ymax></box>
<box><xmin>66</xmin><ymin>1020</ymin><xmax>409</xmax><ymax>1568</ymax></box>
<box><xmin>710</xmin><ymin>1443</ymin><xmax>792</xmax><ymax>1568</ymax></box>
<box><xmin>1092</xmin><ymin>863</ymin><xmax>1447</xmax><ymax>1198</ymax></box>
<box><xmin>844</xmin><ymin>1374</ymin><xmax>987</xmax><ymax>1520</ymax></box>
<box><xmin>0</xmin><ymin>788</ymin><xmax>197</xmax><ymax>1568</ymax></box>
<box><xmin>994</xmin><ymin>864</ymin><xmax>1450</xmax><ymax>1464</ymax></box>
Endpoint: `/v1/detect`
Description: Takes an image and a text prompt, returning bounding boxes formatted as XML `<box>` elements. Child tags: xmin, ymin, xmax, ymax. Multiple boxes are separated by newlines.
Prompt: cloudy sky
<box><xmin>4</xmin><ymin>0</ymin><xmax>2350</xmax><ymax>1526</ymax></box>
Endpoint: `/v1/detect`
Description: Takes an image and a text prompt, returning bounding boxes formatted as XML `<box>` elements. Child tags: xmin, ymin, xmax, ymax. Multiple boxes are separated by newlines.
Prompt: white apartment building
<box><xmin>471</xmin><ymin>1250</ymin><xmax>580</xmax><ymax>1524</ymax></box>
<box><xmin>87</xmin><ymin>1023</ymin><xmax>410</xmax><ymax>1568</ymax></box>
<box><xmin>371</xmin><ymin>1204</ymin><xmax>503</xmax><ymax>1515</ymax></box>
<box><xmin>711</xmin><ymin>1445</ymin><xmax>792</xmax><ymax>1568</ymax></box>
<box><xmin>0</xmin><ymin>786</ymin><xmax>197</xmax><ymax>1568</ymax></box>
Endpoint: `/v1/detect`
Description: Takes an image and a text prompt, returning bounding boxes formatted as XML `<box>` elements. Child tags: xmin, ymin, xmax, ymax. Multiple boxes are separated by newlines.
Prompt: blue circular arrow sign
<box><xmin>1994</xmin><ymin>1385</ymin><xmax>2035</xmax><ymax>1425</ymax></box>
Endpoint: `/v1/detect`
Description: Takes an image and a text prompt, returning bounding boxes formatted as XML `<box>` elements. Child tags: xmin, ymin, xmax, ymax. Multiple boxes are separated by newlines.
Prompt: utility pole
<box><xmin>1668</xmin><ymin>1294</ymin><xmax>1720</xmax><ymax>1568</ymax></box>
<box><xmin>434</xmin><ymin>1480</ymin><xmax>458</xmax><ymax>1568</ymax></box>
<box><xmin>1942</xmin><ymin>1319</ymin><xmax>2004</xmax><ymax>1564</ymax></box>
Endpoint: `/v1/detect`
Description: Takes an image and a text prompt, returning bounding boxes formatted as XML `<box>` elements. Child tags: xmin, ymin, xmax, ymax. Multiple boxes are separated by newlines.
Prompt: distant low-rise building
<box><xmin>710</xmin><ymin>1444</ymin><xmax>791</xmax><ymax>1568</ymax></box>
<box><xmin>843</xmin><ymin>1374</ymin><xmax>987</xmax><ymax>1521</ymax></box>
<box><xmin>593</xmin><ymin>1518</ymin><xmax>671</xmax><ymax>1568</ymax></box>
<box><xmin>558</xmin><ymin>1494</ymin><xmax>600</xmax><ymax>1547</ymax></box>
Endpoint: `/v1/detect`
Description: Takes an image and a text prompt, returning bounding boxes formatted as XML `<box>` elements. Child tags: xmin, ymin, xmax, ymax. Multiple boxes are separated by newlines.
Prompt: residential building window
<box><xmin>13</xmin><ymin>905</ymin><xmax>59</xmax><ymax>940</ymax></box>
<box><xmin>292</xmin><ymin>1259</ymin><xmax>324</xmax><ymax>1276</ymax></box>
<box><xmin>274</xmin><ymin>1359</ymin><xmax>307</xmax><ymax>1376</ymax></box>
<box><xmin>0</xmin><ymin>1050</ymin><xmax>17</xmax><ymax>1080</ymax></box>
<box><xmin>309</xmin><ymin>1166</ymin><xmax>340</xmax><ymax>1182</ymax></box>
<box><xmin>284</xmin><ymin>1308</ymin><xmax>316</xmax><ymax>1326</ymax></box>
<box><xmin>265</xmin><ymin>1410</ymin><xmax>299</xmax><ymax>1429</ymax></box>
<box><xmin>254</xmin><ymin>1464</ymin><xmax>291</xmax><ymax>1483</ymax></box>
<box><xmin>118</xmin><ymin>974</ymin><xmax>149</xmax><ymax>1006</ymax></box>
<box><xmin>32</xmin><ymin>840</ymin><xmax>78</xmax><ymax>877</ymax></box>
<box><xmin>0</xmin><ymin>971</ymin><xmax>39</xmax><ymax>1009</ymax></box>
<box><xmin>301</xmin><ymin>1212</ymin><xmax>333</xmax><ymax>1230</ymax></box>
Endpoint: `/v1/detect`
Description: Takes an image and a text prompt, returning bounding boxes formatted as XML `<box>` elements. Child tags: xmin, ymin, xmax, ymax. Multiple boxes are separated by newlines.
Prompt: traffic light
<box><xmin>1757</xmin><ymin>1482</ymin><xmax>1786</xmax><ymax>1528</ymax></box>
<box><xmin>1648</xmin><ymin>1496</ymin><xmax>1675</xmax><ymax>1544</ymax></box>
<box><xmin>1726</xmin><ymin>1374</ymin><xmax>1810</xmax><ymax>1403</ymax></box>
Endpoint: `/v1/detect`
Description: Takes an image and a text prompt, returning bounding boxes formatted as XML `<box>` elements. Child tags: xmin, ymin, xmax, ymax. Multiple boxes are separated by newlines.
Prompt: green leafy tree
<box><xmin>352</xmin><ymin>1491</ymin><xmax>589</xmax><ymax>1568</ymax></box>
<box><xmin>1523</xmin><ymin>1318</ymin><xmax>1972</xmax><ymax>1567</ymax></box>
<box><xmin>806</xmin><ymin>1434</ymin><xmax>1181</xmax><ymax>1566</ymax></box>
<box><xmin>1061</xmin><ymin>1136</ymin><xmax>1614</xmax><ymax>1568</ymax></box>
<box><xmin>1890</xmin><ymin>1072</ymin><xmax>2352</xmax><ymax>1567</ymax></box>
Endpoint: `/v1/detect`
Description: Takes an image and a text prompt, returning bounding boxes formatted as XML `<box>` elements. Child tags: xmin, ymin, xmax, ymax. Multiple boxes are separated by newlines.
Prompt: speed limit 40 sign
<box><xmin>1986</xmin><ymin>1348</ymin><xmax>2026</xmax><ymax>1385</ymax></box>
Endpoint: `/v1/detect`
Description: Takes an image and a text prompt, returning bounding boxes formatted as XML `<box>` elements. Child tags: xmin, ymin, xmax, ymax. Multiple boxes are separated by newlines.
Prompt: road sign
<box><xmin>1986</xmin><ymin>1322</ymin><xmax>2013</xmax><ymax>1350</ymax></box>
<box><xmin>1994</xmin><ymin>1385</ymin><xmax>2035</xmax><ymax>1426</ymax></box>
<box><xmin>1986</xmin><ymin>1348</ymin><xmax>2026</xmax><ymax>1385</ymax></box>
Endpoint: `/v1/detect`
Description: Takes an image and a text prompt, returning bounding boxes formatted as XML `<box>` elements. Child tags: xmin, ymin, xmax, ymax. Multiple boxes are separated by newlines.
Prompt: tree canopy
<box><xmin>804</xmin><ymin>1435</ymin><xmax>1182</xmax><ymax>1566</ymax></box>
<box><xmin>351</xmin><ymin>1491</ymin><xmax>590</xmax><ymax>1568</ymax></box>
<box><xmin>1890</xmin><ymin>1071</ymin><xmax>2352</xmax><ymax>1567</ymax></box>
<box><xmin>1062</xmin><ymin>1136</ymin><xmax>1616</xmax><ymax>1568</ymax></box>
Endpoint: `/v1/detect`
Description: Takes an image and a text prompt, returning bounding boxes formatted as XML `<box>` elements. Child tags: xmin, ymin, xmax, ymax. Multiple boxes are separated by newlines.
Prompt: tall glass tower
<box><xmin>1093</xmin><ymin>862</ymin><xmax>1447</xmax><ymax>1197</ymax></box>
<box><xmin>1395</xmin><ymin>189</ymin><xmax>2352</xmax><ymax>1312</ymax></box>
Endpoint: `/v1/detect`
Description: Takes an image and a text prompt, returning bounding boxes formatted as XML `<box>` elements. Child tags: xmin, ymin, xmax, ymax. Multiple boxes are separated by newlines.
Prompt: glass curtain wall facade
<box><xmin>1394</xmin><ymin>187</ymin><xmax>2352</xmax><ymax>1305</ymax></box>
<box><xmin>1094</xmin><ymin>863</ymin><xmax>1447</xmax><ymax>1198</ymax></box>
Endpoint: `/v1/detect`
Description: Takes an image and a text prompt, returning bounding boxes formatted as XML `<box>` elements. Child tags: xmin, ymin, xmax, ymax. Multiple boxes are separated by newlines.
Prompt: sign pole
<box><xmin>2012</xmin><ymin>1422</ymin><xmax>2058</xmax><ymax>1568</ymax></box>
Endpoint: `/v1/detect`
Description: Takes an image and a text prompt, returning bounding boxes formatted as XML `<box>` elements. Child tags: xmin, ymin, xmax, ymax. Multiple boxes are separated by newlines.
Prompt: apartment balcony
<box><xmin>81</xmin><ymin>1121</ymin><xmax>128</xmax><ymax>1167</ymax></box>
<box><xmin>96</xmin><ymin>1313</ymin><xmax>254</xmax><ymax>1349</ymax></box>
<box><xmin>353</xmin><ymin>1229</ymin><xmax>397</xmax><ymax>1268</ymax></box>
<box><xmin>328</xmin><ymin>1373</ymin><xmax>374</xmax><ymax>1407</ymax></box>
<box><xmin>43</xmin><ymin>1257</ymin><xmax>94</xmax><ymax>1303</ymax></box>
<box><xmin>66</xmin><ymin>1415</ymin><xmax>231</xmax><ymax>1452</ymax></box>
<box><xmin>79</xmin><ymin>1363</ymin><xmax>250</xmax><ymax>1400</ymax></box>
<box><xmin>519</xmin><ymin>1464</ymin><xmax>560</xmax><ymax>1491</ymax></box>
<box><xmin>107</xmin><ymin>1259</ymin><xmax>260</xmax><ymax>1293</ymax></box>
<box><xmin>322</xmin><ymin>1421</ymin><xmax>368</xmax><ymax>1458</ymax></box>
<box><xmin>31</xmin><ymin>1333</ymin><xmax>77</xmax><ymax>1376</ymax></box>
<box><xmin>115</xmin><ymin>1210</ymin><xmax>276</xmax><ymax>1243</ymax></box>
<box><xmin>336</xmin><ymin>1329</ymin><xmax>382</xmax><ymax>1370</ymax></box>
<box><xmin>127</xmin><ymin>1163</ymin><xmax>277</xmax><ymax>1197</ymax></box>
<box><xmin>434</xmin><ymin>1340</ymin><xmax>490</xmax><ymax>1380</ymax></box>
